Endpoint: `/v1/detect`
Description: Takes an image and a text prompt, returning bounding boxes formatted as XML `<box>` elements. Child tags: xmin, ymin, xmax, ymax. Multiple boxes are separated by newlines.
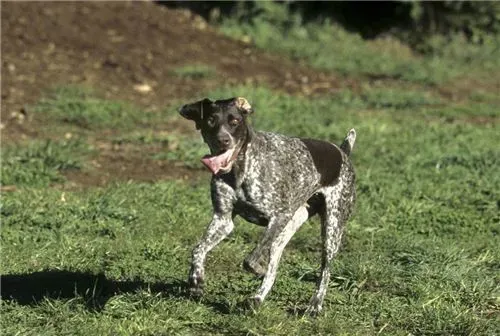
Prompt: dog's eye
<box><xmin>229</xmin><ymin>118</ymin><xmax>241</xmax><ymax>126</ymax></box>
<box><xmin>206</xmin><ymin>116</ymin><xmax>216</xmax><ymax>127</ymax></box>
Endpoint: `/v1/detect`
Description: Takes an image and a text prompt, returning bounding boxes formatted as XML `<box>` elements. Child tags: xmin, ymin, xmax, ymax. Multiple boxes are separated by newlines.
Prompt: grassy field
<box><xmin>220</xmin><ymin>2</ymin><xmax>500</xmax><ymax>85</ymax></box>
<box><xmin>2</xmin><ymin>7</ymin><xmax>500</xmax><ymax>336</ymax></box>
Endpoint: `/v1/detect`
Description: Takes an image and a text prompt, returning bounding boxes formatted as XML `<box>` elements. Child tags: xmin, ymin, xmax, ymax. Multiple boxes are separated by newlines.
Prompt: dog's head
<box><xmin>179</xmin><ymin>97</ymin><xmax>253</xmax><ymax>175</ymax></box>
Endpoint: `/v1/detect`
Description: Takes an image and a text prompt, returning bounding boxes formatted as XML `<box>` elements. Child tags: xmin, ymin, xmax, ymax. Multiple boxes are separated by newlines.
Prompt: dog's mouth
<box><xmin>201</xmin><ymin>147</ymin><xmax>239</xmax><ymax>175</ymax></box>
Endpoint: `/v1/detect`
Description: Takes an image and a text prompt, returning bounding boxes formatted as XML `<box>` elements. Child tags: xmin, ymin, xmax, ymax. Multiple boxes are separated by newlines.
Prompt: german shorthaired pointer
<box><xmin>179</xmin><ymin>97</ymin><xmax>356</xmax><ymax>314</ymax></box>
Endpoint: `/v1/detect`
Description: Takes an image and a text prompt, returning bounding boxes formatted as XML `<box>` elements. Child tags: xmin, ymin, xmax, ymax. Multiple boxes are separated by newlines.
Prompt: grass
<box><xmin>2</xmin><ymin>8</ymin><xmax>500</xmax><ymax>334</ymax></box>
<box><xmin>33</xmin><ymin>86</ymin><xmax>162</xmax><ymax>130</ymax></box>
<box><xmin>2</xmin><ymin>81</ymin><xmax>499</xmax><ymax>334</ymax></box>
<box><xmin>171</xmin><ymin>64</ymin><xmax>217</xmax><ymax>79</ymax></box>
<box><xmin>218</xmin><ymin>2</ymin><xmax>500</xmax><ymax>84</ymax></box>
<box><xmin>1</xmin><ymin>139</ymin><xmax>91</xmax><ymax>188</ymax></box>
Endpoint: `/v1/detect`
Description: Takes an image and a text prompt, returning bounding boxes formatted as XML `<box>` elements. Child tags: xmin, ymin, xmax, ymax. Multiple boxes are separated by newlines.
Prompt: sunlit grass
<box><xmin>219</xmin><ymin>2</ymin><xmax>500</xmax><ymax>84</ymax></box>
<box><xmin>2</xmin><ymin>81</ymin><xmax>498</xmax><ymax>334</ymax></box>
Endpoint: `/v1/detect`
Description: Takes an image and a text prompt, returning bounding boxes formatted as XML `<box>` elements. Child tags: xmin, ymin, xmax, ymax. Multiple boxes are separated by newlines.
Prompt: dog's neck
<box><xmin>234</xmin><ymin>122</ymin><xmax>254</xmax><ymax>173</ymax></box>
<box><xmin>217</xmin><ymin>123</ymin><xmax>254</xmax><ymax>187</ymax></box>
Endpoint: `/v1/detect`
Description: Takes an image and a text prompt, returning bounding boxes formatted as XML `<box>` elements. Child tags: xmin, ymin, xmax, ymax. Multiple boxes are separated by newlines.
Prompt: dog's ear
<box><xmin>179</xmin><ymin>98</ymin><xmax>213</xmax><ymax>125</ymax></box>
<box><xmin>235</xmin><ymin>97</ymin><xmax>253</xmax><ymax>115</ymax></box>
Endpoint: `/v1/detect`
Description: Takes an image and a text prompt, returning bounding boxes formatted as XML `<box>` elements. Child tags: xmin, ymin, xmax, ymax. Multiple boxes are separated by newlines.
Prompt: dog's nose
<box><xmin>218</xmin><ymin>136</ymin><xmax>231</xmax><ymax>148</ymax></box>
<box><xmin>219</xmin><ymin>138</ymin><xmax>230</xmax><ymax>146</ymax></box>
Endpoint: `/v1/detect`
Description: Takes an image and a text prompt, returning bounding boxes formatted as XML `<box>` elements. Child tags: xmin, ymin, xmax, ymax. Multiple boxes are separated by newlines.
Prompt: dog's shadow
<box><xmin>1</xmin><ymin>270</ymin><xmax>188</xmax><ymax>311</ymax></box>
<box><xmin>1</xmin><ymin>270</ymin><xmax>319</xmax><ymax>316</ymax></box>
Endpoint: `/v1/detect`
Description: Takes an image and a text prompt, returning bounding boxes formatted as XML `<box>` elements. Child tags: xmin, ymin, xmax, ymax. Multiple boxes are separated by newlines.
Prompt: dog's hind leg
<box><xmin>305</xmin><ymin>185</ymin><xmax>346</xmax><ymax>315</ymax></box>
<box><xmin>246</xmin><ymin>206</ymin><xmax>309</xmax><ymax>306</ymax></box>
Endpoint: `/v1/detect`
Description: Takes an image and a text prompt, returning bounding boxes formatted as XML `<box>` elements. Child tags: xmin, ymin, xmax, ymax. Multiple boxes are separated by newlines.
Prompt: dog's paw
<box><xmin>188</xmin><ymin>268</ymin><xmax>205</xmax><ymax>297</ymax></box>
<box><xmin>242</xmin><ymin>296</ymin><xmax>263</xmax><ymax>312</ymax></box>
<box><xmin>304</xmin><ymin>296</ymin><xmax>323</xmax><ymax>317</ymax></box>
<box><xmin>188</xmin><ymin>286</ymin><xmax>204</xmax><ymax>298</ymax></box>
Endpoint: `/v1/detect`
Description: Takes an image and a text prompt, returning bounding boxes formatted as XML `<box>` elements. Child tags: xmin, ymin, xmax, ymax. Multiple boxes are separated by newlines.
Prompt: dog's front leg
<box><xmin>189</xmin><ymin>212</ymin><xmax>234</xmax><ymax>296</ymax></box>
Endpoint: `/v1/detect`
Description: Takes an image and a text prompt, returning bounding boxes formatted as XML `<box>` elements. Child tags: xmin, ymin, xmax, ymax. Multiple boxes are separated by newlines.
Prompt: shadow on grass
<box><xmin>1</xmin><ymin>270</ymin><xmax>307</xmax><ymax>316</ymax></box>
<box><xmin>1</xmin><ymin>270</ymin><xmax>188</xmax><ymax>311</ymax></box>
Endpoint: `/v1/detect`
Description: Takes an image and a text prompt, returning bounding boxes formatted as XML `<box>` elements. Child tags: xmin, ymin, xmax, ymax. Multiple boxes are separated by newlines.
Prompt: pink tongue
<box><xmin>201</xmin><ymin>150</ymin><xmax>233</xmax><ymax>174</ymax></box>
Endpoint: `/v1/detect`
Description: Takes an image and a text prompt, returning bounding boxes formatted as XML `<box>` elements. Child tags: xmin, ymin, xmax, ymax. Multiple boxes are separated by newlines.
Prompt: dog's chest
<box><xmin>229</xmin><ymin>133</ymin><xmax>322</xmax><ymax>224</ymax></box>
<box><xmin>233</xmin><ymin>181</ymin><xmax>272</xmax><ymax>226</ymax></box>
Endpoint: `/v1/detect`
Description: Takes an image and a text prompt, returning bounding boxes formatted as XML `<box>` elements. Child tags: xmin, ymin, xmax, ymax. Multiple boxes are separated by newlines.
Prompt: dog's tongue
<box><xmin>201</xmin><ymin>149</ymin><xmax>233</xmax><ymax>174</ymax></box>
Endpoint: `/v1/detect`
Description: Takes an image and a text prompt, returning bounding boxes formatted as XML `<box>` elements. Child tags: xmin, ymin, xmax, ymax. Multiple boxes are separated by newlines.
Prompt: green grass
<box><xmin>150</xmin><ymin>135</ymin><xmax>207</xmax><ymax>169</ymax></box>
<box><xmin>219</xmin><ymin>2</ymin><xmax>500</xmax><ymax>84</ymax></box>
<box><xmin>171</xmin><ymin>64</ymin><xmax>217</xmax><ymax>79</ymax></box>
<box><xmin>1</xmin><ymin>139</ymin><xmax>91</xmax><ymax>188</ymax></box>
<box><xmin>33</xmin><ymin>86</ymin><xmax>162</xmax><ymax>130</ymax></box>
<box><xmin>2</xmin><ymin>10</ymin><xmax>500</xmax><ymax>332</ymax></box>
<box><xmin>2</xmin><ymin>81</ymin><xmax>499</xmax><ymax>334</ymax></box>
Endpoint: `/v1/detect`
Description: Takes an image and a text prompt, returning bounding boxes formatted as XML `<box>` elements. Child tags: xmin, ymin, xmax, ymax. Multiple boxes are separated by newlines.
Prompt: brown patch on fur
<box><xmin>235</xmin><ymin>97</ymin><xmax>253</xmax><ymax>114</ymax></box>
<box><xmin>300</xmin><ymin>138</ymin><xmax>343</xmax><ymax>186</ymax></box>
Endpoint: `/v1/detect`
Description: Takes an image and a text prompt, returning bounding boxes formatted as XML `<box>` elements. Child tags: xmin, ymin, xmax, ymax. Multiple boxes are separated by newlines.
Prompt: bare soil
<box><xmin>61</xmin><ymin>152</ymin><xmax>206</xmax><ymax>189</ymax></box>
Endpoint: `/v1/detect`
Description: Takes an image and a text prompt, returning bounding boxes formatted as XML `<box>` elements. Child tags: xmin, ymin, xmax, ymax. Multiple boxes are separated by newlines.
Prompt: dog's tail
<box><xmin>340</xmin><ymin>128</ymin><xmax>356</xmax><ymax>156</ymax></box>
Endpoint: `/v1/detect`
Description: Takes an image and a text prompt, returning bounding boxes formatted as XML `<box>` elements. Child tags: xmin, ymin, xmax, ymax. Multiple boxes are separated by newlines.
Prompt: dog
<box><xmin>179</xmin><ymin>97</ymin><xmax>356</xmax><ymax>314</ymax></box>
